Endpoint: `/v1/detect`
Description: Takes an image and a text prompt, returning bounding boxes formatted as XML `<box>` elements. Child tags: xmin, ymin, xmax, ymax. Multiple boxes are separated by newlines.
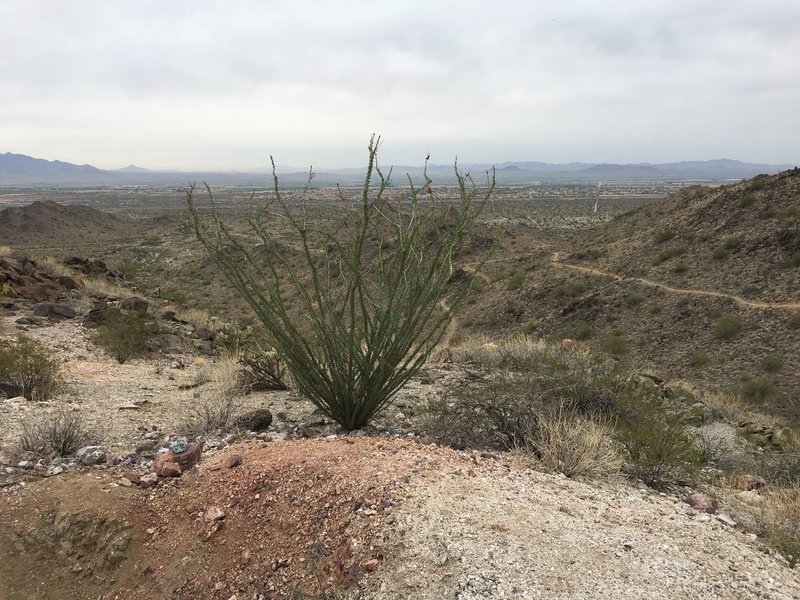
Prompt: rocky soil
<box><xmin>2</xmin><ymin>438</ymin><xmax>800</xmax><ymax>599</ymax></box>
<box><xmin>1</xmin><ymin>253</ymin><xmax>799</xmax><ymax>598</ymax></box>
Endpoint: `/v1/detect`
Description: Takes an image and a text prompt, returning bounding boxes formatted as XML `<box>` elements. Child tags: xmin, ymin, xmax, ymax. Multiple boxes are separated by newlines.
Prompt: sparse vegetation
<box><xmin>117</xmin><ymin>259</ymin><xmax>138</xmax><ymax>280</ymax></box>
<box><xmin>739</xmin><ymin>192</ymin><xmax>757</xmax><ymax>208</ymax></box>
<box><xmin>722</xmin><ymin>235</ymin><xmax>743</xmax><ymax>251</ymax></box>
<box><xmin>0</xmin><ymin>335</ymin><xmax>62</xmax><ymax>401</ymax></box>
<box><xmin>703</xmin><ymin>391</ymin><xmax>744</xmax><ymax>422</ymax></box>
<box><xmin>713</xmin><ymin>315</ymin><xmax>742</xmax><ymax>340</ymax></box>
<box><xmin>626</xmin><ymin>292</ymin><xmax>644</xmax><ymax>306</ymax></box>
<box><xmin>426</xmin><ymin>336</ymin><xmax>707</xmax><ymax>488</ymax></box>
<box><xmin>654</xmin><ymin>244</ymin><xmax>688</xmax><ymax>264</ymax></box>
<box><xmin>760</xmin><ymin>354</ymin><xmax>784</xmax><ymax>373</ymax></box>
<box><xmin>554</xmin><ymin>280</ymin><xmax>588</xmax><ymax>297</ymax></box>
<box><xmin>672</xmin><ymin>261</ymin><xmax>688</xmax><ymax>273</ymax></box>
<box><xmin>788</xmin><ymin>312</ymin><xmax>800</xmax><ymax>329</ymax></box>
<box><xmin>424</xmin><ymin>338</ymin><xmax>640</xmax><ymax>450</ymax></box>
<box><xmin>160</xmin><ymin>288</ymin><xmax>189</xmax><ymax>305</ymax></box>
<box><xmin>237</xmin><ymin>347</ymin><xmax>290</xmax><ymax>391</ymax></box>
<box><xmin>739</xmin><ymin>376</ymin><xmax>776</xmax><ymax>402</ymax></box>
<box><xmin>600</xmin><ymin>334</ymin><xmax>626</xmax><ymax>357</ymax></box>
<box><xmin>571</xmin><ymin>320</ymin><xmax>593</xmax><ymax>341</ymax></box>
<box><xmin>507</xmin><ymin>271</ymin><xmax>525</xmax><ymax>291</ymax></box>
<box><xmin>182</xmin><ymin>360</ymin><xmax>244</xmax><ymax>436</ymax></box>
<box><xmin>712</xmin><ymin>247</ymin><xmax>729</xmax><ymax>260</ymax></box>
<box><xmin>688</xmin><ymin>351</ymin><xmax>710</xmax><ymax>367</ymax></box>
<box><xmin>654</xmin><ymin>228</ymin><xmax>675</xmax><ymax>243</ymax></box>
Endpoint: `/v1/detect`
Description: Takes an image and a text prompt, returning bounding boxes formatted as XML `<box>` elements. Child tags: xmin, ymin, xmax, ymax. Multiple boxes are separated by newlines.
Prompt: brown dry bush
<box><xmin>519</xmin><ymin>402</ymin><xmax>622</xmax><ymax>477</ymax></box>
<box><xmin>18</xmin><ymin>407</ymin><xmax>96</xmax><ymax>457</ymax></box>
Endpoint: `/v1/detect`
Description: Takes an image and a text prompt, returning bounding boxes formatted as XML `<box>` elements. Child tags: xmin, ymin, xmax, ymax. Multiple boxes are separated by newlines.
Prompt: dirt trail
<box><xmin>439</xmin><ymin>298</ymin><xmax>458</xmax><ymax>348</ymax></box>
<box><xmin>550</xmin><ymin>253</ymin><xmax>800</xmax><ymax>311</ymax></box>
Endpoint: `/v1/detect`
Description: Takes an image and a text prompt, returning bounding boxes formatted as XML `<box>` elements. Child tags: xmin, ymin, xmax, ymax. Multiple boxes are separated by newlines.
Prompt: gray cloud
<box><xmin>1</xmin><ymin>0</ymin><xmax>798</xmax><ymax>169</ymax></box>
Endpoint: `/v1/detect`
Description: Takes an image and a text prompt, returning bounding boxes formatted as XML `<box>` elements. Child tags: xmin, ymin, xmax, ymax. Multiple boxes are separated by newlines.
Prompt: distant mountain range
<box><xmin>0</xmin><ymin>151</ymin><xmax>794</xmax><ymax>186</ymax></box>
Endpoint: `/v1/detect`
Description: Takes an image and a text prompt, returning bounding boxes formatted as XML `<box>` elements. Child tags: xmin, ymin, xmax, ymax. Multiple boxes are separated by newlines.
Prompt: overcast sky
<box><xmin>1</xmin><ymin>0</ymin><xmax>798</xmax><ymax>170</ymax></box>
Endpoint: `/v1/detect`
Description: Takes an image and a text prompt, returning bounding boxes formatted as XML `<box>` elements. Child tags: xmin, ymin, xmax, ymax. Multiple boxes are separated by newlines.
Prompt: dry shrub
<box><xmin>238</xmin><ymin>349</ymin><xmax>289</xmax><ymax>391</ymax></box>
<box><xmin>176</xmin><ymin>307</ymin><xmax>218</xmax><ymax>331</ymax></box>
<box><xmin>182</xmin><ymin>359</ymin><xmax>244</xmax><ymax>436</ymax></box>
<box><xmin>692</xmin><ymin>425</ymin><xmax>737</xmax><ymax>465</ymax></box>
<box><xmin>520</xmin><ymin>403</ymin><xmax>622</xmax><ymax>477</ymax></box>
<box><xmin>18</xmin><ymin>407</ymin><xmax>96</xmax><ymax>457</ymax></box>
<box><xmin>447</xmin><ymin>334</ymin><xmax>547</xmax><ymax>370</ymax></box>
<box><xmin>0</xmin><ymin>335</ymin><xmax>62</xmax><ymax>401</ymax></box>
<box><xmin>703</xmin><ymin>391</ymin><xmax>745</xmax><ymax>423</ymax></box>
<box><xmin>753</xmin><ymin>486</ymin><xmax>800</xmax><ymax>568</ymax></box>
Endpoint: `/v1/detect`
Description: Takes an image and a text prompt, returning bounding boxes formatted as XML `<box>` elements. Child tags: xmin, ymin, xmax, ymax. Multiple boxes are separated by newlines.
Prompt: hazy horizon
<box><xmin>2</xmin><ymin>1</ymin><xmax>798</xmax><ymax>171</ymax></box>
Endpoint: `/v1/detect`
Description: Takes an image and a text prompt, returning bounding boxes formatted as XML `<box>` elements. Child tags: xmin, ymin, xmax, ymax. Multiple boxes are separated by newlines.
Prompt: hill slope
<box><xmin>573</xmin><ymin>168</ymin><xmax>800</xmax><ymax>302</ymax></box>
<box><xmin>0</xmin><ymin>200</ymin><xmax>138</xmax><ymax>246</ymax></box>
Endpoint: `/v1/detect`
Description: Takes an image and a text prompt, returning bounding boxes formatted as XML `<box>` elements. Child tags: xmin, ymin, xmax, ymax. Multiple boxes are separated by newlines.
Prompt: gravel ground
<box><xmin>367</xmin><ymin>467</ymin><xmax>800</xmax><ymax>599</ymax></box>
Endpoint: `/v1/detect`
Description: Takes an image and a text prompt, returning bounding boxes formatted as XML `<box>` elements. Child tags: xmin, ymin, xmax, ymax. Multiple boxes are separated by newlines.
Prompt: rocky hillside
<box><xmin>0</xmin><ymin>200</ymin><xmax>138</xmax><ymax>247</ymax></box>
<box><xmin>572</xmin><ymin>168</ymin><xmax>800</xmax><ymax>303</ymax></box>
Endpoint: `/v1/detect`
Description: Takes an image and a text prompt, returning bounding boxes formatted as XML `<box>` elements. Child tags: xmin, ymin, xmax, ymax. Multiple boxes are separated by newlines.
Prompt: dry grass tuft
<box><xmin>519</xmin><ymin>403</ymin><xmax>622</xmax><ymax>477</ymax></box>
<box><xmin>703</xmin><ymin>391</ymin><xmax>745</xmax><ymax>423</ymax></box>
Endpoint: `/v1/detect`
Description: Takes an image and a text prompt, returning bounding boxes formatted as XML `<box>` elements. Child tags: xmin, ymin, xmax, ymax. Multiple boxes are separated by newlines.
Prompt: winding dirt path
<box><xmin>549</xmin><ymin>253</ymin><xmax>800</xmax><ymax>311</ymax></box>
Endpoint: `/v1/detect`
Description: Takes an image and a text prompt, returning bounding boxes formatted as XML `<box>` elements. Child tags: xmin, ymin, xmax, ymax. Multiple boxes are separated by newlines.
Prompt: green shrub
<box><xmin>760</xmin><ymin>354</ymin><xmax>784</xmax><ymax>373</ymax></box>
<box><xmin>712</xmin><ymin>247</ymin><xmax>729</xmax><ymax>260</ymax></box>
<box><xmin>188</xmin><ymin>136</ymin><xmax>495</xmax><ymax>430</ymax></box>
<box><xmin>672</xmin><ymin>261</ymin><xmax>689</xmax><ymax>273</ymax></box>
<box><xmin>739</xmin><ymin>192</ymin><xmax>757</xmax><ymax>208</ymax></box>
<box><xmin>96</xmin><ymin>308</ymin><xmax>156</xmax><ymax>363</ymax></box>
<box><xmin>117</xmin><ymin>260</ymin><xmax>138</xmax><ymax>281</ymax></box>
<box><xmin>161</xmin><ymin>288</ymin><xmax>189</xmax><ymax>305</ymax></box>
<box><xmin>626</xmin><ymin>293</ymin><xmax>645</xmax><ymax>306</ymax></box>
<box><xmin>615</xmin><ymin>390</ymin><xmax>703</xmax><ymax>488</ymax></box>
<box><xmin>507</xmin><ymin>271</ymin><xmax>525</xmax><ymax>291</ymax></box>
<box><xmin>554</xmin><ymin>281</ymin><xmax>588</xmax><ymax>298</ymax></box>
<box><xmin>654</xmin><ymin>228</ymin><xmax>675</xmax><ymax>243</ymax></box>
<box><xmin>791</xmin><ymin>250</ymin><xmax>800</xmax><ymax>267</ymax></box>
<box><xmin>422</xmin><ymin>339</ymin><xmax>641</xmax><ymax>450</ymax></box>
<box><xmin>688</xmin><ymin>351</ymin><xmax>710</xmax><ymax>367</ymax></box>
<box><xmin>572</xmin><ymin>320</ymin><xmax>593</xmax><ymax>341</ymax></box>
<box><xmin>723</xmin><ymin>236</ymin><xmax>743</xmax><ymax>251</ymax></box>
<box><xmin>713</xmin><ymin>315</ymin><xmax>742</xmax><ymax>339</ymax></box>
<box><xmin>740</xmin><ymin>376</ymin><xmax>775</xmax><ymax>402</ymax></box>
<box><xmin>600</xmin><ymin>334</ymin><xmax>627</xmax><ymax>357</ymax></box>
<box><xmin>789</xmin><ymin>313</ymin><xmax>800</xmax><ymax>329</ymax></box>
<box><xmin>0</xmin><ymin>335</ymin><xmax>62</xmax><ymax>401</ymax></box>
<box><xmin>654</xmin><ymin>245</ymin><xmax>688</xmax><ymax>264</ymax></box>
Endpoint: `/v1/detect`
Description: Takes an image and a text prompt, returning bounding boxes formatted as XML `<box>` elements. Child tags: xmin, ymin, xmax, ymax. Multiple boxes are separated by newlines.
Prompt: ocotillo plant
<box><xmin>187</xmin><ymin>136</ymin><xmax>495</xmax><ymax>430</ymax></box>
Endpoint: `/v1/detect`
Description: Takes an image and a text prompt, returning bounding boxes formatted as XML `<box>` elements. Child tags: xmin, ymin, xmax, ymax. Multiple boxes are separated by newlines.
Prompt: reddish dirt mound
<box><xmin>0</xmin><ymin>437</ymin><xmax>478</xmax><ymax>600</ymax></box>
